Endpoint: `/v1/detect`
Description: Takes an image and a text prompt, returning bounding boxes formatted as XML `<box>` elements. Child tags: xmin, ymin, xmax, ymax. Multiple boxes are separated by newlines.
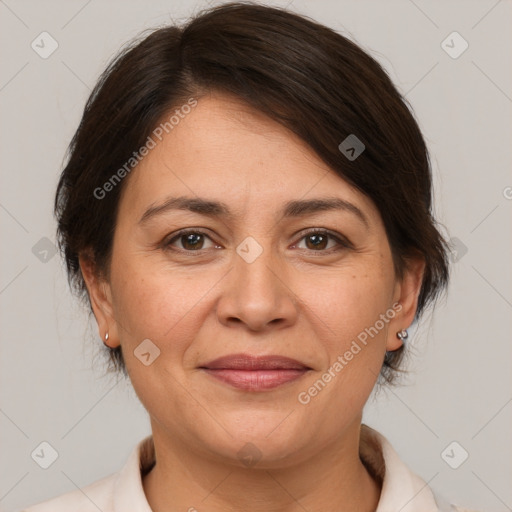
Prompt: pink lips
<box><xmin>200</xmin><ymin>354</ymin><xmax>311</xmax><ymax>391</ymax></box>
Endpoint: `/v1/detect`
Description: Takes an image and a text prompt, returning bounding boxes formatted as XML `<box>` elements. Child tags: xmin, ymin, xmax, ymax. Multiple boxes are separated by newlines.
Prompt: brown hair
<box><xmin>55</xmin><ymin>2</ymin><xmax>450</xmax><ymax>382</ymax></box>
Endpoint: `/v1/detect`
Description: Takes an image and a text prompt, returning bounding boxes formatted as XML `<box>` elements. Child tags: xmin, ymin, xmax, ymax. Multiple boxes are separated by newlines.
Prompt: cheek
<box><xmin>297</xmin><ymin>266</ymin><xmax>392</xmax><ymax>384</ymax></box>
<box><xmin>302</xmin><ymin>264</ymin><xmax>393</xmax><ymax>348</ymax></box>
<box><xmin>109</xmin><ymin>266</ymin><xmax>209</xmax><ymax>415</ymax></box>
<box><xmin>287</xmin><ymin>267</ymin><xmax>394</xmax><ymax>444</ymax></box>
<box><xmin>110</xmin><ymin>257</ymin><xmax>224</xmax><ymax>362</ymax></box>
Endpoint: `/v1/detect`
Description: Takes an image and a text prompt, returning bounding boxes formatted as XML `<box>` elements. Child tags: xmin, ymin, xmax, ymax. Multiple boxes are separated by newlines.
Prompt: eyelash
<box><xmin>162</xmin><ymin>228</ymin><xmax>352</xmax><ymax>255</ymax></box>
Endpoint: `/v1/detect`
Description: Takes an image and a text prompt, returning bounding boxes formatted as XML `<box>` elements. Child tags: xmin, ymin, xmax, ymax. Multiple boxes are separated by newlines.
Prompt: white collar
<box><xmin>360</xmin><ymin>425</ymin><xmax>442</xmax><ymax>511</ymax></box>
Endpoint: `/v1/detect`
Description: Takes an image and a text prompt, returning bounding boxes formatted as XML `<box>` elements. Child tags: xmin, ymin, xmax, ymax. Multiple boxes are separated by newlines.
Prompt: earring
<box><xmin>396</xmin><ymin>329</ymin><xmax>408</xmax><ymax>341</ymax></box>
<box><xmin>104</xmin><ymin>332</ymin><xmax>109</xmax><ymax>342</ymax></box>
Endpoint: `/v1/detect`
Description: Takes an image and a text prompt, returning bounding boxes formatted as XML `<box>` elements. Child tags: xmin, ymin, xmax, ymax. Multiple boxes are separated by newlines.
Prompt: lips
<box><xmin>199</xmin><ymin>354</ymin><xmax>311</xmax><ymax>391</ymax></box>
<box><xmin>202</xmin><ymin>354</ymin><xmax>310</xmax><ymax>371</ymax></box>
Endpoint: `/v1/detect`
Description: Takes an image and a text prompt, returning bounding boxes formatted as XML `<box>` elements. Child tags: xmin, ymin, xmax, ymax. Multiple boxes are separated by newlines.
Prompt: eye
<box><xmin>162</xmin><ymin>228</ymin><xmax>351</xmax><ymax>254</ymax></box>
<box><xmin>293</xmin><ymin>229</ymin><xmax>351</xmax><ymax>252</ymax></box>
<box><xmin>164</xmin><ymin>230</ymin><xmax>218</xmax><ymax>251</ymax></box>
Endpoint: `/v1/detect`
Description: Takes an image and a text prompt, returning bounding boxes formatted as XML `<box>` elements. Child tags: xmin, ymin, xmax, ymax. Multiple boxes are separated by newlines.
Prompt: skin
<box><xmin>81</xmin><ymin>92</ymin><xmax>425</xmax><ymax>512</ymax></box>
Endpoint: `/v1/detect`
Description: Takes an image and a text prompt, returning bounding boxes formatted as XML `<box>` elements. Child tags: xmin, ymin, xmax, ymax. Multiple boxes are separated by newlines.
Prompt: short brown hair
<box><xmin>55</xmin><ymin>2</ymin><xmax>450</xmax><ymax>382</ymax></box>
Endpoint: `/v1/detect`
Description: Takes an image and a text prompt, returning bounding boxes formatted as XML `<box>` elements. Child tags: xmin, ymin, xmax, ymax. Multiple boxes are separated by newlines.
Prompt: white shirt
<box><xmin>22</xmin><ymin>425</ymin><xmax>475</xmax><ymax>512</ymax></box>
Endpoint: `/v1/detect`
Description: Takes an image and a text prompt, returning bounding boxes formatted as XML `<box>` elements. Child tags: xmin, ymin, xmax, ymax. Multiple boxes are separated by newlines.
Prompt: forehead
<box><xmin>117</xmin><ymin>92</ymin><xmax>381</xmax><ymax>227</ymax></box>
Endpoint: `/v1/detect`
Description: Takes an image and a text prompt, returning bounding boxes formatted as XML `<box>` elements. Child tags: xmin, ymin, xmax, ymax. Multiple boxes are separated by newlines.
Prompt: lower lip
<box><xmin>202</xmin><ymin>369</ymin><xmax>309</xmax><ymax>391</ymax></box>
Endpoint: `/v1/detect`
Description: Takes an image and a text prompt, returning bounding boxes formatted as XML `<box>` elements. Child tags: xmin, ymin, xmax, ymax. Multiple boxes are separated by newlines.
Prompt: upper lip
<box><xmin>200</xmin><ymin>353</ymin><xmax>310</xmax><ymax>370</ymax></box>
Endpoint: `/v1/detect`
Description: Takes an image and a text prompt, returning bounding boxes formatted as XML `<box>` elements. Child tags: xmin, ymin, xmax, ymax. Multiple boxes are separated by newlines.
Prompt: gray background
<box><xmin>1</xmin><ymin>1</ymin><xmax>511</xmax><ymax>511</ymax></box>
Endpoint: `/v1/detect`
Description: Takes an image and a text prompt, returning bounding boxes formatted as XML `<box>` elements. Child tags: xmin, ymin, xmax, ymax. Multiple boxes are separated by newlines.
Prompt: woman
<box><xmin>23</xmin><ymin>2</ymin><xmax>475</xmax><ymax>511</ymax></box>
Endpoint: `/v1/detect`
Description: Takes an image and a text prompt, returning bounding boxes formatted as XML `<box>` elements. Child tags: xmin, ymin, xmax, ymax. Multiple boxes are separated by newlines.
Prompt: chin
<box><xmin>194</xmin><ymin>413</ymin><xmax>310</xmax><ymax>467</ymax></box>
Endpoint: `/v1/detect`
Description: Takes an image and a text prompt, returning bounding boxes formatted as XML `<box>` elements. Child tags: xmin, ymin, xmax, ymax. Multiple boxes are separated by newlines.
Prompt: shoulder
<box><xmin>21</xmin><ymin>435</ymin><xmax>154</xmax><ymax>512</ymax></box>
<box><xmin>360</xmin><ymin>424</ymin><xmax>481</xmax><ymax>512</ymax></box>
<box><xmin>21</xmin><ymin>472</ymin><xmax>118</xmax><ymax>512</ymax></box>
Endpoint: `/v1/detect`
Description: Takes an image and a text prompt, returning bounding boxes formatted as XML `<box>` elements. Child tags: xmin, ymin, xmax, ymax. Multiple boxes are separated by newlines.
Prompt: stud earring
<box><xmin>396</xmin><ymin>329</ymin><xmax>408</xmax><ymax>341</ymax></box>
<box><xmin>104</xmin><ymin>332</ymin><xmax>109</xmax><ymax>342</ymax></box>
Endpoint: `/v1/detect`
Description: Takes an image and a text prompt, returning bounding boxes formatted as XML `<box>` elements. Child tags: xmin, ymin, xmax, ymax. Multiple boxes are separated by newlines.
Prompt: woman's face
<box><xmin>84</xmin><ymin>92</ymin><xmax>423</xmax><ymax>467</ymax></box>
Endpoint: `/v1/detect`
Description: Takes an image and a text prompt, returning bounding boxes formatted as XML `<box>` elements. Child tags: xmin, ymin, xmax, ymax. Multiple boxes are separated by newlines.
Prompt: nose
<box><xmin>215</xmin><ymin>240</ymin><xmax>299</xmax><ymax>332</ymax></box>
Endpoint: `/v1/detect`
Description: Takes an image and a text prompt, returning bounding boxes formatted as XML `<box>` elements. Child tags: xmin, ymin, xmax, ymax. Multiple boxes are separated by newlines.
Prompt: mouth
<box><xmin>199</xmin><ymin>354</ymin><xmax>311</xmax><ymax>391</ymax></box>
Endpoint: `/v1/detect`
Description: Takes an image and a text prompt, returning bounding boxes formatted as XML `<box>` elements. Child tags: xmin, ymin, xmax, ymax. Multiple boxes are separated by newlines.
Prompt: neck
<box><xmin>142</xmin><ymin>419</ymin><xmax>381</xmax><ymax>512</ymax></box>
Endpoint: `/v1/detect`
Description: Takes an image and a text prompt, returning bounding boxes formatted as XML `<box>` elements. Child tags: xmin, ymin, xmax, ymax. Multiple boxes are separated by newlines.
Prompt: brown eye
<box><xmin>294</xmin><ymin>230</ymin><xmax>350</xmax><ymax>252</ymax></box>
<box><xmin>180</xmin><ymin>233</ymin><xmax>205</xmax><ymax>250</ymax></box>
<box><xmin>165</xmin><ymin>230</ymin><xmax>216</xmax><ymax>251</ymax></box>
<box><xmin>304</xmin><ymin>233</ymin><xmax>329</xmax><ymax>250</ymax></box>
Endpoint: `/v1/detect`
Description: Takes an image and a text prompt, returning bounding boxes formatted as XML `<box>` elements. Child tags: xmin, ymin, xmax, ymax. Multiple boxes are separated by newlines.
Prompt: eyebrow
<box><xmin>139</xmin><ymin>195</ymin><xmax>369</xmax><ymax>229</ymax></box>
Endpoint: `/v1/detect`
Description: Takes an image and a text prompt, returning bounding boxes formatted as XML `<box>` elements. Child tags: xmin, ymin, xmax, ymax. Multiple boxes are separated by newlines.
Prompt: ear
<box><xmin>387</xmin><ymin>255</ymin><xmax>426</xmax><ymax>352</ymax></box>
<box><xmin>79</xmin><ymin>254</ymin><xmax>120</xmax><ymax>349</ymax></box>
